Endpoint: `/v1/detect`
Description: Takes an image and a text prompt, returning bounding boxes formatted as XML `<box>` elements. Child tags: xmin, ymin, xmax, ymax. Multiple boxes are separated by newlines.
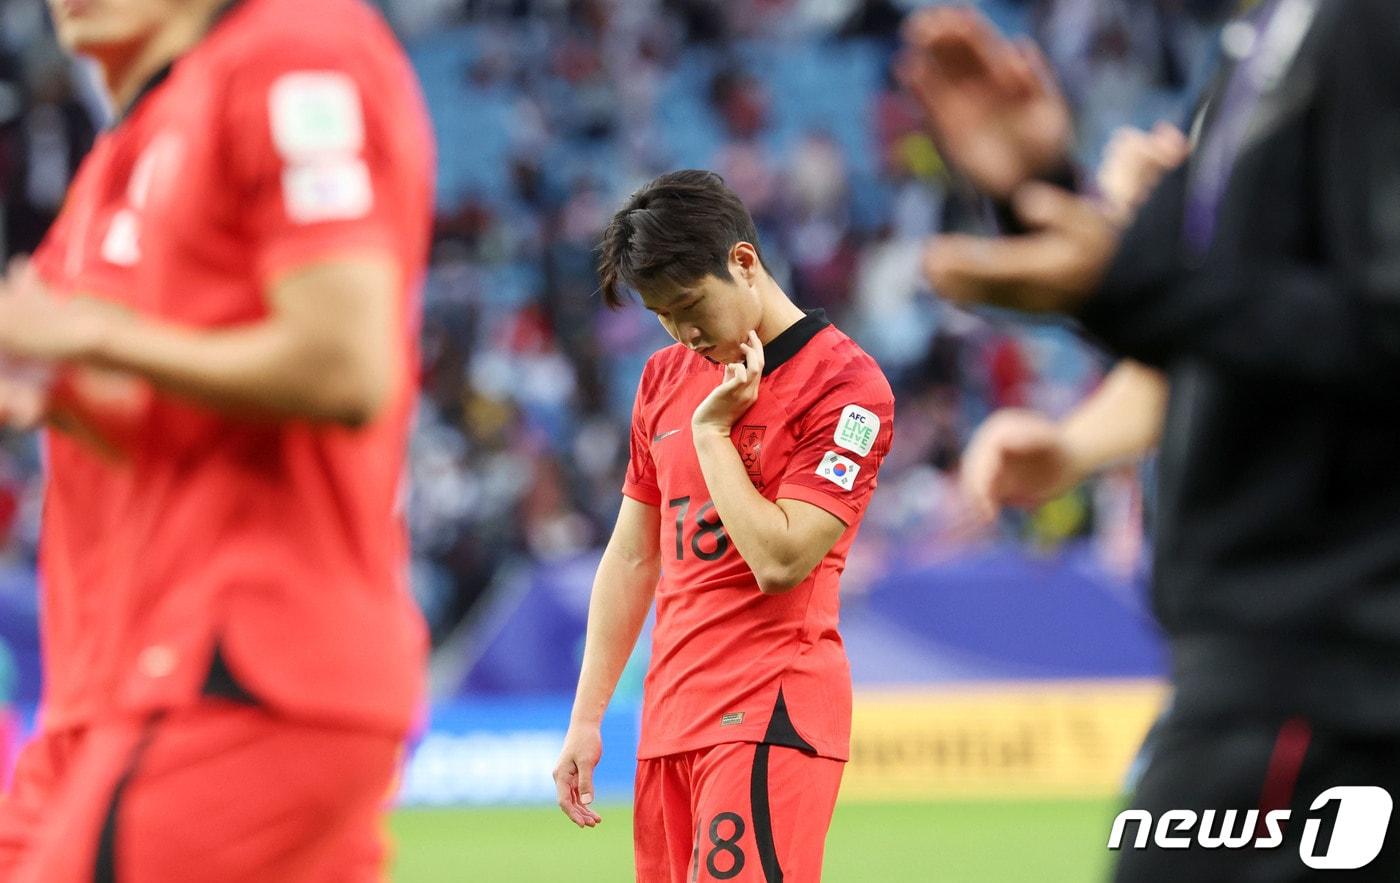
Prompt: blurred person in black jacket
<box><xmin>904</xmin><ymin>1</ymin><xmax>1400</xmax><ymax>879</ymax></box>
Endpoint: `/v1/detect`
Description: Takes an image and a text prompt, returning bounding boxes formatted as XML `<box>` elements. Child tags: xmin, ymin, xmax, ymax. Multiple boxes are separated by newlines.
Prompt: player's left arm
<box><xmin>694</xmin><ymin>436</ymin><xmax>846</xmax><ymax>595</ymax></box>
<box><xmin>692</xmin><ymin>331</ymin><xmax>889</xmax><ymax>594</ymax></box>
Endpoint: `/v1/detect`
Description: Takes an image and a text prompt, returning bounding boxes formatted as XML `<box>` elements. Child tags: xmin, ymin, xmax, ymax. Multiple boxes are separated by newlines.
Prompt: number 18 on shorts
<box><xmin>633</xmin><ymin>742</ymin><xmax>845</xmax><ymax>882</ymax></box>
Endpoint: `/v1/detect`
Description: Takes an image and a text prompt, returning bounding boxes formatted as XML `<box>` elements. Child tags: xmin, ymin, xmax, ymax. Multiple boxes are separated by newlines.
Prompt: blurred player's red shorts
<box><xmin>0</xmin><ymin>698</ymin><xmax>401</xmax><ymax>882</ymax></box>
<box><xmin>634</xmin><ymin>741</ymin><xmax>844</xmax><ymax>882</ymax></box>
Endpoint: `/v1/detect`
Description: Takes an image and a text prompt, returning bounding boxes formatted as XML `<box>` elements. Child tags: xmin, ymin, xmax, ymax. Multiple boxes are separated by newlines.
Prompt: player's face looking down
<box><xmin>639</xmin><ymin>242</ymin><xmax>764</xmax><ymax>366</ymax></box>
<box><xmin>47</xmin><ymin>0</ymin><xmax>179</xmax><ymax>55</ymax></box>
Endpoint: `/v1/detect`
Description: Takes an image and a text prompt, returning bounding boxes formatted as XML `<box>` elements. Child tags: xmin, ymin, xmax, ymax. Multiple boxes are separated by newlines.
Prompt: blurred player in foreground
<box><xmin>905</xmin><ymin>3</ymin><xmax>1400</xmax><ymax>880</ymax></box>
<box><xmin>0</xmin><ymin>0</ymin><xmax>432</xmax><ymax>878</ymax></box>
<box><xmin>553</xmin><ymin>170</ymin><xmax>894</xmax><ymax>881</ymax></box>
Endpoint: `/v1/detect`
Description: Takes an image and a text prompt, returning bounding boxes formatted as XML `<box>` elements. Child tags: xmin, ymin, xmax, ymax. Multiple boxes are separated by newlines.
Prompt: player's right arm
<box><xmin>961</xmin><ymin>360</ymin><xmax>1167</xmax><ymax>520</ymax></box>
<box><xmin>554</xmin><ymin>495</ymin><xmax>660</xmax><ymax>829</ymax></box>
<box><xmin>0</xmin><ymin>265</ymin><xmax>150</xmax><ymax>456</ymax></box>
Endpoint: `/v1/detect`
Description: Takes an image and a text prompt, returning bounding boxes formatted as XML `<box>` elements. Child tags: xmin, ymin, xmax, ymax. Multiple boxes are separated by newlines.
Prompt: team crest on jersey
<box><xmin>738</xmin><ymin>425</ymin><xmax>766</xmax><ymax>489</ymax></box>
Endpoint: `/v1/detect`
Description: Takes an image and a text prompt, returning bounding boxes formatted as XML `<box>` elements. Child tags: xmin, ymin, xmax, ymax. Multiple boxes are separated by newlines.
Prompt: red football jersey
<box><xmin>28</xmin><ymin>0</ymin><xmax>433</xmax><ymax>734</ymax></box>
<box><xmin>624</xmin><ymin>311</ymin><xmax>895</xmax><ymax>761</ymax></box>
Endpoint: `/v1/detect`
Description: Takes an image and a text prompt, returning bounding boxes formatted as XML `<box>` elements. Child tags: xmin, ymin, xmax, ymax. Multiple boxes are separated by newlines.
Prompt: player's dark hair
<box><xmin>597</xmin><ymin>169</ymin><xmax>765</xmax><ymax>308</ymax></box>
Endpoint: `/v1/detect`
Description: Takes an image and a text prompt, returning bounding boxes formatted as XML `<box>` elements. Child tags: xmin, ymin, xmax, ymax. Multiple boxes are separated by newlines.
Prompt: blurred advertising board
<box><xmin>397</xmin><ymin>697</ymin><xmax>639</xmax><ymax>807</ymax></box>
<box><xmin>394</xmin><ymin>679</ymin><xmax>1165</xmax><ymax>807</ymax></box>
<box><xmin>843</xmin><ymin>680</ymin><xmax>1167</xmax><ymax>801</ymax></box>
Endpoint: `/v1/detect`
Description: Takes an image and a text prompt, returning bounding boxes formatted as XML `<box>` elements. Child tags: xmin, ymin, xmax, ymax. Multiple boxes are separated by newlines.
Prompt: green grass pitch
<box><xmin>390</xmin><ymin>798</ymin><xmax>1120</xmax><ymax>881</ymax></box>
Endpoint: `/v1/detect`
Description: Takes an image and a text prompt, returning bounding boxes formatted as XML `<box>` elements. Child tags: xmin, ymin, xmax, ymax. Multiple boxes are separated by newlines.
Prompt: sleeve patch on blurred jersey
<box><xmin>269</xmin><ymin>72</ymin><xmax>365</xmax><ymax>160</ymax></box>
<box><xmin>834</xmin><ymin>404</ymin><xmax>878</xmax><ymax>456</ymax></box>
<box><xmin>282</xmin><ymin>157</ymin><xmax>373</xmax><ymax>223</ymax></box>
<box><xmin>816</xmin><ymin>451</ymin><xmax>860</xmax><ymax>491</ymax></box>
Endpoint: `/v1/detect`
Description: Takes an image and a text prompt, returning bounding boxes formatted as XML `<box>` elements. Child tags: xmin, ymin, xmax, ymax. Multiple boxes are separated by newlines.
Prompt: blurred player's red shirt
<box><xmin>624</xmin><ymin>312</ymin><xmax>894</xmax><ymax>760</ymax></box>
<box><xmin>29</xmin><ymin>0</ymin><xmax>433</xmax><ymax>735</ymax></box>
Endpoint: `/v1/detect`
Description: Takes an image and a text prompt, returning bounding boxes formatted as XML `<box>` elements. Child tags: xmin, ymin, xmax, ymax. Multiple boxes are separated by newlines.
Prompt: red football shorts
<box><xmin>0</xmin><ymin>699</ymin><xmax>401</xmax><ymax>882</ymax></box>
<box><xmin>634</xmin><ymin>742</ymin><xmax>844</xmax><ymax>882</ymax></box>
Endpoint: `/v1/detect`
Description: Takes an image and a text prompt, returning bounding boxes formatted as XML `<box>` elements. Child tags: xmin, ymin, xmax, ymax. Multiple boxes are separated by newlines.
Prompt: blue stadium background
<box><xmin>0</xmin><ymin>0</ymin><xmax>1225</xmax><ymax>803</ymax></box>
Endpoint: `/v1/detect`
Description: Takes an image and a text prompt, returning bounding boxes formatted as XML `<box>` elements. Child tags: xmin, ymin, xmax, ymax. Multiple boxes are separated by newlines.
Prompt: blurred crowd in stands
<box><xmin>1</xmin><ymin>0</ymin><xmax>1225</xmax><ymax>644</ymax></box>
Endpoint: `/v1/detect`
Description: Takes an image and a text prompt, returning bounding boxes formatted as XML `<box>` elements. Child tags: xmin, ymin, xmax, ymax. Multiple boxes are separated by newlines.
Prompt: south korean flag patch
<box><xmin>816</xmin><ymin>451</ymin><xmax>860</xmax><ymax>491</ymax></box>
<box><xmin>268</xmin><ymin>71</ymin><xmax>373</xmax><ymax>223</ymax></box>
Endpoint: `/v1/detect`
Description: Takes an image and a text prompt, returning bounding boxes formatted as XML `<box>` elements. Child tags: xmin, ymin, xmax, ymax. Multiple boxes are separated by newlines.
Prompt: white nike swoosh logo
<box><xmin>652</xmin><ymin>429</ymin><xmax>682</xmax><ymax>443</ymax></box>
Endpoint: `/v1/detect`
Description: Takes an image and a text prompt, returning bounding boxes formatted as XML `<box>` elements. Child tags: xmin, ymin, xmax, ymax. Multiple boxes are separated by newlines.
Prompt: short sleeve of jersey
<box><xmin>775</xmin><ymin>368</ymin><xmax>894</xmax><ymax>526</ymax></box>
<box><xmin>222</xmin><ymin>38</ymin><xmax>398</xmax><ymax>284</ymax></box>
<box><xmin>621</xmin><ymin>361</ymin><xmax>661</xmax><ymax>507</ymax></box>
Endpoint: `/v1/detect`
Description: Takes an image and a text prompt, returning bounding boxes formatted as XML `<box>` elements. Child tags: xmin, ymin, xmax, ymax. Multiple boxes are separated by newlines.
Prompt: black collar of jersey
<box><xmin>114</xmin><ymin>0</ymin><xmax>246</xmax><ymax>123</ymax></box>
<box><xmin>762</xmin><ymin>309</ymin><xmax>830</xmax><ymax>377</ymax></box>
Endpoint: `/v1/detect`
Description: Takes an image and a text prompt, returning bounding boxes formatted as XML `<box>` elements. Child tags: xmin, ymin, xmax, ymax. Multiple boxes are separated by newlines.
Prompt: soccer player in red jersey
<box><xmin>554</xmin><ymin>170</ymin><xmax>895</xmax><ymax>881</ymax></box>
<box><xmin>0</xmin><ymin>0</ymin><xmax>432</xmax><ymax>879</ymax></box>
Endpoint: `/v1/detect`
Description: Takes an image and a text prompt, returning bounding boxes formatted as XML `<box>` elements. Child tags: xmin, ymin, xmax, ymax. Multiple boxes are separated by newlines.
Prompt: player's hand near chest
<box><xmin>690</xmin><ymin>331</ymin><xmax>845</xmax><ymax>594</ymax></box>
<box><xmin>0</xmin><ymin>259</ymin><xmax>115</xmax><ymax>364</ymax></box>
<box><xmin>692</xmin><ymin>330</ymin><xmax>764</xmax><ymax>436</ymax></box>
<box><xmin>0</xmin><ymin>260</ymin><xmax>151</xmax><ymax>453</ymax></box>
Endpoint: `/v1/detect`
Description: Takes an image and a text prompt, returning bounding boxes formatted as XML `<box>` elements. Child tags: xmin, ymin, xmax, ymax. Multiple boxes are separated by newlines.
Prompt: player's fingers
<box><xmin>924</xmin><ymin>8</ymin><xmax>1001</xmax><ymax>81</ymax></box>
<box><xmin>568</xmin><ymin>798</ymin><xmax>598</xmax><ymax>827</ymax></box>
<box><xmin>960</xmin><ymin>442</ymin><xmax>1002</xmax><ymax>523</ymax></box>
<box><xmin>4</xmin><ymin>256</ymin><xmax>37</xmax><ymax>297</ymax></box>
<box><xmin>576</xmin><ymin>759</ymin><xmax>595</xmax><ymax>808</ymax></box>
<box><xmin>717</xmin><ymin>373</ymin><xmax>745</xmax><ymax>400</ymax></box>
<box><xmin>899</xmin><ymin>6</ymin><xmax>934</xmax><ymax>47</ymax></box>
<box><xmin>996</xmin><ymin>419</ymin><xmax>1061</xmax><ymax>455</ymax></box>
<box><xmin>1150</xmin><ymin>121</ymin><xmax>1190</xmax><ymax>154</ymax></box>
<box><xmin>986</xmin><ymin>458</ymin><xmax>1017</xmax><ymax>514</ymax></box>
<box><xmin>1007</xmin><ymin>37</ymin><xmax>1056</xmax><ymax>90</ymax></box>
<box><xmin>1100</xmin><ymin>129</ymin><xmax>1147</xmax><ymax>181</ymax></box>
<box><xmin>999</xmin><ymin>39</ymin><xmax>1043</xmax><ymax>98</ymax></box>
<box><xmin>553</xmin><ymin>764</ymin><xmax>584</xmax><ymax>825</ymax></box>
<box><xmin>554</xmin><ymin>761</ymin><xmax>599</xmax><ymax>827</ymax></box>
<box><xmin>1136</xmin><ymin>143</ymin><xmax>1183</xmax><ymax>179</ymax></box>
<box><xmin>553</xmin><ymin>763</ymin><xmax>575</xmax><ymax>802</ymax></box>
<box><xmin>743</xmin><ymin>330</ymin><xmax>763</xmax><ymax>376</ymax></box>
<box><xmin>905</xmin><ymin>5</ymin><xmax>974</xmax><ymax>55</ymax></box>
<box><xmin>1108</xmin><ymin>126</ymin><xmax>1149</xmax><ymax>160</ymax></box>
<box><xmin>571</xmin><ymin>782</ymin><xmax>601</xmax><ymax>827</ymax></box>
